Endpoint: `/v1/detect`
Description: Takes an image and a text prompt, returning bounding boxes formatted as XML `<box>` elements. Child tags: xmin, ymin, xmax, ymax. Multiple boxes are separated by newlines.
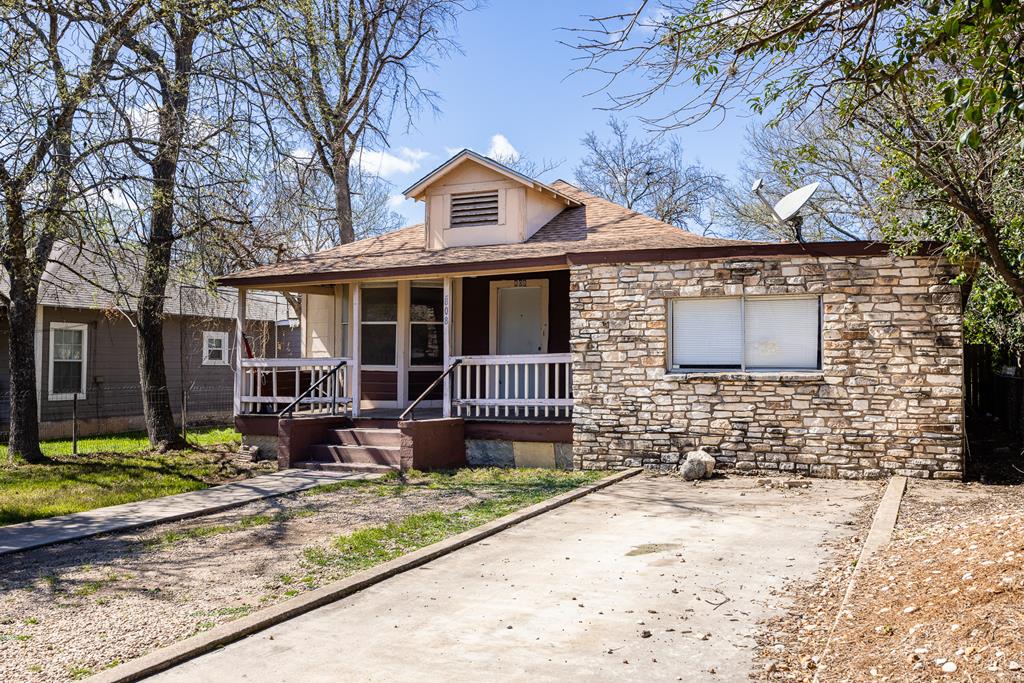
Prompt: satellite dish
<box><xmin>750</xmin><ymin>178</ymin><xmax>763</xmax><ymax>192</ymax></box>
<box><xmin>773</xmin><ymin>182</ymin><xmax>819</xmax><ymax>222</ymax></box>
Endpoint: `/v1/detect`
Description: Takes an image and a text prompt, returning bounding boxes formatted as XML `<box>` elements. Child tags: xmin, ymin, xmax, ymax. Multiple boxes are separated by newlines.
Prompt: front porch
<box><xmin>232</xmin><ymin>269</ymin><xmax>574</xmax><ymax>470</ymax></box>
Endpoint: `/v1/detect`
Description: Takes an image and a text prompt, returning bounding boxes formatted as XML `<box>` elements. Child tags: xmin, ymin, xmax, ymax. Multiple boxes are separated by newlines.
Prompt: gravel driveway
<box><xmin>0</xmin><ymin>482</ymin><xmax>486</xmax><ymax>682</ymax></box>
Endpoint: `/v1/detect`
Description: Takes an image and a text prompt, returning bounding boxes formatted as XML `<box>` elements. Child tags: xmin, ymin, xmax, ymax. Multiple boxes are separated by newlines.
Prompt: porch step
<box><xmin>306</xmin><ymin>443</ymin><xmax>402</xmax><ymax>467</ymax></box>
<box><xmin>293</xmin><ymin>461</ymin><xmax>397</xmax><ymax>474</ymax></box>
<box><xmin>329</xmin><ymin>428</ymin><xmax>401</xmax><ymax>448</ymax></box>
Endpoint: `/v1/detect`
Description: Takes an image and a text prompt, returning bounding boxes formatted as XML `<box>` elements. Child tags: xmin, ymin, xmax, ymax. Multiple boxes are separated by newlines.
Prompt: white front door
<box><xmin>491</xmin><ymin>279</ymin><xmax>548</xmax><ymax>402</ymax></box>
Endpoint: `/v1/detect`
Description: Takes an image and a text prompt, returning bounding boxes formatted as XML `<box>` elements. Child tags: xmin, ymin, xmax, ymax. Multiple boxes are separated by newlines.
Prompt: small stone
<box><xmin>903</xmin><ymin>606</ymin><xmax>918</xmax><ymax>614</ymax></box>
<box><xmin>941</xmin><ymin>662</ymin><xmax>957</xmax><ymax>673</ymax></box>
<box><xmin>1008</xmin><ymin>661</ymin><xmax>1021</xmax><ymax>671</ymax></box>
<box><xmin>640</xmin><ymin>630</ymin><xmax>652</xmax><ymax>638</ymax></box>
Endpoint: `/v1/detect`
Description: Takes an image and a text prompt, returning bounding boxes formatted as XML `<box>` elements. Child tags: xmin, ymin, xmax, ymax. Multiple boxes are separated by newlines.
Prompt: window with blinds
<box><xmin>670</xmin><ymin>296</ymin><xmax>821</xmax><ymax>372</ymax></box>
<box><xmin>450</xmin><ymin>191</ymin><xmax>499</xmax><ymax>227</ymax></box>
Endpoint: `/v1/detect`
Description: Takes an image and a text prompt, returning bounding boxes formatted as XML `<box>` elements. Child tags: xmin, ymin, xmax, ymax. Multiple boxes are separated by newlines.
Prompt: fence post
<box><xmin>181</xmin><ymin>384</ymin><xmax>188</xmax><ymax>443</ymax></box>
<box><xmin>72</xmin><ymin>393</ymin><xmax>78</xmax><ymax>456</ymax></box>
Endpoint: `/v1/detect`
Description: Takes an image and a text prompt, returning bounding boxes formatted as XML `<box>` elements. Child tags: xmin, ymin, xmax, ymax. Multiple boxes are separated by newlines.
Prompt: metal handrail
<box><xmin>399</xmin><ymin>358</ymin><xmax>463</xmax><ymax>422</ymax></box>
<box><xmin>277</xmin><ymin>359</ymin><xmax>348</xmax><ymax>418</ymax></box>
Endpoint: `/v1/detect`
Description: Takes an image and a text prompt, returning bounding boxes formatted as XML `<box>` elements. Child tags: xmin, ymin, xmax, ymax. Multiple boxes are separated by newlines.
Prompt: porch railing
<box><xmin>451</xmin><ymin>353</ymin><xmax>573</xmax><ymax>419</ymax></box>
<box><xmin>239</xmin><ymin>357</ymin><xmax>351</xmax><ymax>416</ymax></box>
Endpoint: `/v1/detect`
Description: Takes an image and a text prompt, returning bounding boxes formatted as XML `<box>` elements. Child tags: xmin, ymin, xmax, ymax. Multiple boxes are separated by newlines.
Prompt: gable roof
<box><xmin>219</xmin><ymin>181</ymin><xmax>761</xmax><ymax>287</ymax></box>
<box><xmin>0</xmin><ymin>241</ymin><xmax>286</xmax><ymax>320</ymax></box>
<box><xmin>403</xmin><ymin>149</ymin><xmax>581</xmax><ymax>206</ymax></box>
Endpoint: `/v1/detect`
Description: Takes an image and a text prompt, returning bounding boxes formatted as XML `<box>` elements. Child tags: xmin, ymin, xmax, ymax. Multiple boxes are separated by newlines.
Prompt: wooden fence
<box><xmin>965</xmin><ymin>344</ymin><xmax>1024</xmax><ymax>435</ymax></box>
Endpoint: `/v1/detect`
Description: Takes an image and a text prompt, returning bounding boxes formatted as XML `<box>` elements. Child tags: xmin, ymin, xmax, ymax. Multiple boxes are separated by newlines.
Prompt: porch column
<box><xmin>233</xmin><ymin>287</ymin><xmax>246</xmax><ymax>416</ymax></box>
<box><xmin>351</xmin><ymin>283</ymin><xmax>361</xmax><ymax>417</ymax></box>
<box><xmin>443</xmin><ymin>276</ymin><xmax>452</xmax><ymax>418</ymax></box>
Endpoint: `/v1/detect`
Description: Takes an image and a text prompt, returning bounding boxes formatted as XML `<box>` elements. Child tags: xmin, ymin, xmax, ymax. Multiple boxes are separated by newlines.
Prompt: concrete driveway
<box><xmin>150</xmin><ymin>474</ymin><xmax>876</xmax><ymax>682</ymax></box>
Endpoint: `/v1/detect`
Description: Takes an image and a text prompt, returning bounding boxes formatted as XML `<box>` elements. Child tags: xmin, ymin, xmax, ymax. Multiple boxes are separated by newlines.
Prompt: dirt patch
<box><xmin>0</xmin><ymin>482</ymin><xmax>489</xmax><ymax>682</ymax></box>
<box><xmin>755</xmin><ymin>481</ymin><xmax>1024</xmax><ymax>681</ymax></box>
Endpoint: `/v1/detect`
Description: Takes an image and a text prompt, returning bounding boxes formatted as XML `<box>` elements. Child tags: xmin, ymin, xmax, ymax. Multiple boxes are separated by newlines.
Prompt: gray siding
<box><xmin>0</xmin><ymin>306</ymin><xmax>293</xmax><ymax>435</ymax></box>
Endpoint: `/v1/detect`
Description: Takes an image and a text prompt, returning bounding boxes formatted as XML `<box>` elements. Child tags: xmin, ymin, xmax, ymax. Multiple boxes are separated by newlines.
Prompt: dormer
<box><xmin>404</xmin><ymin>150</ymin><xmax>581</xmax><ymax>250</ymax></box>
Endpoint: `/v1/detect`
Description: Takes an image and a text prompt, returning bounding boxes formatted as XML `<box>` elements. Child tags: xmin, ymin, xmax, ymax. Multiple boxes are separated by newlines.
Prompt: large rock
<box><xmin>680</xmin><ymin>449</ymin><xmax>716</xmax><ymax>480</ymax></box>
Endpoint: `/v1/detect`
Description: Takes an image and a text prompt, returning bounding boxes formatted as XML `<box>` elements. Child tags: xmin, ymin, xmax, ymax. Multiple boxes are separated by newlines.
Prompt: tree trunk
<box><xmin>136</xmin><ymin>233</ymin><xmax>184</xmax><ymax>449</ymax></box>
<box><xmin>332</xmin><ymin>148</ymin><xmax>355</xmax><ymax>244</ymax></box>
<box><xmin>6</xmin><ymin>274</ymin><xmax>45</xmax><ymax>463</ymax></box>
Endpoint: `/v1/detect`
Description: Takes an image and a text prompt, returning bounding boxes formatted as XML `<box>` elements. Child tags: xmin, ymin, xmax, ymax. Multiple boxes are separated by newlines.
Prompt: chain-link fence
<box><xmin>0</xmin><ymin>381</ymin><xmax>234</xmax><ymax>446</ymax></box>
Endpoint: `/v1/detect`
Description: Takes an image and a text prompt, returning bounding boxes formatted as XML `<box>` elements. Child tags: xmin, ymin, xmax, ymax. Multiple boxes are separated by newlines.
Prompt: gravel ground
<box><xmin>0</xmin><ymin>482</ymin><xmax>487</xmax><ymax>682</ymax></box>
<box><xmin>755</xmin><ymin>480</ymin><xmax>1024</xmax><ymax>681</ymax></box>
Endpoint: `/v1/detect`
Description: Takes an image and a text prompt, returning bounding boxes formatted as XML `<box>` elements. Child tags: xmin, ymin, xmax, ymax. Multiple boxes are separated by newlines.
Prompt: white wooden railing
<box><xmin>239</xmin><ymin>358</ymin><xmax>351</xmax><ymax>416</ymax></box>
<box><xmin>451</xmin><ymin>353</ymin><xmax>572</xmax><ymax>419</ymax></box>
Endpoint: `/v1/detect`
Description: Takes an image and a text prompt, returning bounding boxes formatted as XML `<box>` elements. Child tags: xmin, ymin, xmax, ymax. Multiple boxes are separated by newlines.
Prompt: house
<box><xmin>0</xmin><ymin>241</ymin><xmax>298</xmax><ymax>439</ymax></box>
<box><xmin>222</xmin><ymin>150</ymin><xmax>964</xmax><ymax>480</ymax></box>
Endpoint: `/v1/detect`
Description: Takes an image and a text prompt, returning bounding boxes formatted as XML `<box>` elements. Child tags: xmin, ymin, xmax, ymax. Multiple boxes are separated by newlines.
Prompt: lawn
<box><xmin>301</xmin><ymin>468</ymin><xmax>608</xmax><ymax>572</ymax></box>
<box><xmin>0</xmin><ymin>426</ymin><xmax>252</xmax><ymax>525</ymax></box>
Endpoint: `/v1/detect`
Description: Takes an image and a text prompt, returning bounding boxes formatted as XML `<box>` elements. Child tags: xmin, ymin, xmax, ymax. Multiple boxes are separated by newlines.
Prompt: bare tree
<box><xmin>89</xmin><ymin>0</ymin><xmax>255</xmax><ymax>448</ymax></box>
<box><xmin>0</xmin><ymin>0</ymin><xmax>145</xmax><ymax>462</ymax></box>
<box><xmin>243</xmin><ymin>0</ymin><xmax>471</xmax><ymax>244</ymax></box>
<box><xmin>573</xmin><ymin>118</ymin><xmax>723</xmax><ymax>230</ymax></box>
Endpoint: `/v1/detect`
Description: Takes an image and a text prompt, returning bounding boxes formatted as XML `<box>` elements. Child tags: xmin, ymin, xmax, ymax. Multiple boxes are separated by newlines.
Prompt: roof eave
<box><xmin>215</xmin><ymin>240</ymin><xmax>940</xmax><ymax>290</ymax></box>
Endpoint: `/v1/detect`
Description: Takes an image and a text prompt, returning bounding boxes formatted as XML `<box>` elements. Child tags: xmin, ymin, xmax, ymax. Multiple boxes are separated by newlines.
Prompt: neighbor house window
<box><xmin>450</xmin><ymin>191</ymin><xmax>499</xmax><ymax>227</ymax></box>
<box><xmin>361</xmin><ymin>285</ymin><xmax>397</xmax><ymax>366</ymax></box>
<box><xmin>670</xmin><ymin>296</ymin><xmax>821</xmax><ymax>372</ymax></box>
<box><xmin>410</xmin><ymin>284</ymin><xmax>443</xmax><ymax>366</ymax></box>
<box><xmin>202</xmin><ymin>331</ymin><xmax>229</xmax><ymax>366</ymax></box>
<box><xmin>49</xmin><ymin>322</ymin><xmax>87</xmax><ymax>400</ymax></box>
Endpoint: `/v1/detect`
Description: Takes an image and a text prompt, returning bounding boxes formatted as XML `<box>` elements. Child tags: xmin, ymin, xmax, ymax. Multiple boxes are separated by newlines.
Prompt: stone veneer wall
<box><xmin>569</xmin><ymin>255</ymin><xmax>964</xmax><ymax>479</ymax></box>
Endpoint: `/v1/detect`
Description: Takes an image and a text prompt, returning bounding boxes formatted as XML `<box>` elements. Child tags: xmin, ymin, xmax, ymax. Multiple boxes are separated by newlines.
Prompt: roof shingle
<box><xmin>220</xmin><ymin>181</ymin><xmax>761</xmax><ymax>286</ymax></box>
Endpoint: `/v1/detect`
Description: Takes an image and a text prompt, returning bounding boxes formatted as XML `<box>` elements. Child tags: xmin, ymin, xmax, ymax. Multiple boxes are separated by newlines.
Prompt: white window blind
<box><xmin>671</xmin><ymin>298</ymin><xmax>743</xmax><ymax>368</ymax></box>
<box><xmin>743</xmin><ymin>298</ymin><xmax>820</xmax><ymax>369</ymax></box>
<box><xmin>670</xmin><ymin>296</ymin><xmax>821</xmax><ymax>372</ymax></box>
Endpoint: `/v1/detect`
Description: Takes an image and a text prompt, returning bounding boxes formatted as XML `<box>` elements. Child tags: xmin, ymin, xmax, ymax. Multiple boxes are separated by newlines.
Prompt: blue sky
<box><xmin>362</xmin><ymin>2</ymin><xmax>763</xmax><ymax>226</ymax></box>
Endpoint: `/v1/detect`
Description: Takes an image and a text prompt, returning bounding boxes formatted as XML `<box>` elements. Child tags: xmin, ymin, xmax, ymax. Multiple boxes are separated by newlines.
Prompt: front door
<box><xmin>491</xmin><ymin>280</ymin><xmax>548</xmax><ymax>402</ymax></box>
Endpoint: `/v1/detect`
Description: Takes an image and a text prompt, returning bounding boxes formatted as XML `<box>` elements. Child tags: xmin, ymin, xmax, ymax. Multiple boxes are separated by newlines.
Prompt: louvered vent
<box><xmin>450</xmin><ymin>191</ymin><xmax>499</xmax><ymax>227</ymax></box>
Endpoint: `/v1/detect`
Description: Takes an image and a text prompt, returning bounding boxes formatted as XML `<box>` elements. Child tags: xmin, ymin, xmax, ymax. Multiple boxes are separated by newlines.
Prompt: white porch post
<box><xmin>233</xmin><ymin>287</ymin><xmax>246</xmax><ymax>416</ymax></box>
<box><xmin>351</xmin><ymin>283</ymin><xmax>361</xmax><ymax>417</ymax></box>
<box><xmin>442</xmin><ymin>276</ymin><xmax>452</xmax><ymax>418</ymax></box>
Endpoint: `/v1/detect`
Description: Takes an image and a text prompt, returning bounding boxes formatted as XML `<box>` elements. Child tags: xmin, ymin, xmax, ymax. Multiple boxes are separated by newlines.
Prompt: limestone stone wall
<box><xmin>569</xmin><ymin>255</ymin><xmax>963</xmax><ymax>479</ymax></box>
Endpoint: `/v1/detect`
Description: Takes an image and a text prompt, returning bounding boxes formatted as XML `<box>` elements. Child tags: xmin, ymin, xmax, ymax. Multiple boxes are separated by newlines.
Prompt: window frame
<box><xmin>667</xmin><ymin>295</ymin><xmax>822</xmax><ymax>373</ymax></box>
<box><xmin>360</xmin><ymin>283</ymin><xmax>399</xmax><ymax>369</ymax></box>
<box><xmin>202</xmin><ymin>331</ymin><xmax>230</xmax><ymax>366</ymax></box>
<box><xmin>48</xmin><ymin>322</ymin><xmax>88</xmax><ymax>401</ymax></box>
<box><xmin>408</xmin><ymin>282</ymin><xmax>444</xmax><ymax>369</ymax></box>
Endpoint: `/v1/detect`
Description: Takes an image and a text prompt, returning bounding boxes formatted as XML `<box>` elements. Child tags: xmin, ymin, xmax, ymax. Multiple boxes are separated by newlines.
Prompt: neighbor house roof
<box><xmin>221</xmin><ymin>181</ymin><xmax>796</xmax><ymax>287</ymax></box>
<box><xmin>0</xmin><ymin>241</ymin><xmax>286</xmax><ymax>321</ymax></box>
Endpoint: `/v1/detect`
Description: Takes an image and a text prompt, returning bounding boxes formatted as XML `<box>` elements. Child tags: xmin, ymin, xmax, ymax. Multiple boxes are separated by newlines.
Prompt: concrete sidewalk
<box><xmin>0</xmin><ymin>469</ymin><xmax>374</xmax><ymax>556</ymax></box>
<box><xmin>151</xmin><ymin>474</ymin><xmax>875</xmax><ymax>683</ymax></box>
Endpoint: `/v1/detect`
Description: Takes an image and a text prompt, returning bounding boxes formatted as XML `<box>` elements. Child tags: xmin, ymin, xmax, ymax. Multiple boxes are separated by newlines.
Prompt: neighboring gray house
<box><xmin>0</xmin><ymin>242</ymin><xmax>298</xmax><ymax>439</ymax></box>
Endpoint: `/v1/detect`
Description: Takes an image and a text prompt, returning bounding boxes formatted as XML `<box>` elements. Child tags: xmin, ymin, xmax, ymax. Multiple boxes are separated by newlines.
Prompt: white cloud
<box><xmin>387</xmin><ymin>193</ymin><xmax>407</xmax><ymax>209</ymax></box>
<box><xmin>355</xmin><ymin>147</ymin><xmax>429</xmax><ymax>177</ymax></box>
<box><xmin>486</xmin><ymin>134</ymin><xmax>519</xmax><ymax>161</ymax></box>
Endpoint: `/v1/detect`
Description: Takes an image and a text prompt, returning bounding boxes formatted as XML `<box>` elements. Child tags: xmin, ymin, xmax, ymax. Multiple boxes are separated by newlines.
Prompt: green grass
<box><xmin>145</xmin><ymin>508</ymin><xmax>317</xmax><ymax>549</ymax></box>
<box><xmin>0</xmin><ymin>426</ymin><xmax>244</xmax><ymax>525</ymax></box>
<box><xmin>302</xmin><ymin>468</ymin><xmax>606</xmax><ymax>574</ymax></box>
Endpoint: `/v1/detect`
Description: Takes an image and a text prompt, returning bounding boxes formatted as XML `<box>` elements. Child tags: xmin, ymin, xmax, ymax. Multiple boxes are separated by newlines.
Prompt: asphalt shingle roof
<box><xmin>220</xmin><ymin>181</ymin><xmax>761</xmax><ymax>286</ymax></box>
<box><xmin>0</xmin><ymin>241</ymin><xmax>285</xmax><ymax>320</ymax></box>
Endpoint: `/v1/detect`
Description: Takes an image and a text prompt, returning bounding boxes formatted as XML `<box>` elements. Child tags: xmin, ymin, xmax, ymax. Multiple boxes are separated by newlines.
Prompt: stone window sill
<box><xmin>664</xmin><ymin>370</ymin><xmax>825</xmax><ymax>382</ymax></box>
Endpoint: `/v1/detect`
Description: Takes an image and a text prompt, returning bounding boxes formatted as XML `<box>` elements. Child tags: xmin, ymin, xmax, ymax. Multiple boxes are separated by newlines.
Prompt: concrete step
<box><xmin>329</xmin><ymin>428</ymin><xmax>402</xmax><ymax>448</ymax></box>
<box><xmin>293</xmin><ymin>461</ymin><xmax>397</xmax><ymax>474</ymax></box>
<box><xmin>306</xmin><ymin>444</ymin><xmax>402</xmax><ymax>467</ymax></box>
